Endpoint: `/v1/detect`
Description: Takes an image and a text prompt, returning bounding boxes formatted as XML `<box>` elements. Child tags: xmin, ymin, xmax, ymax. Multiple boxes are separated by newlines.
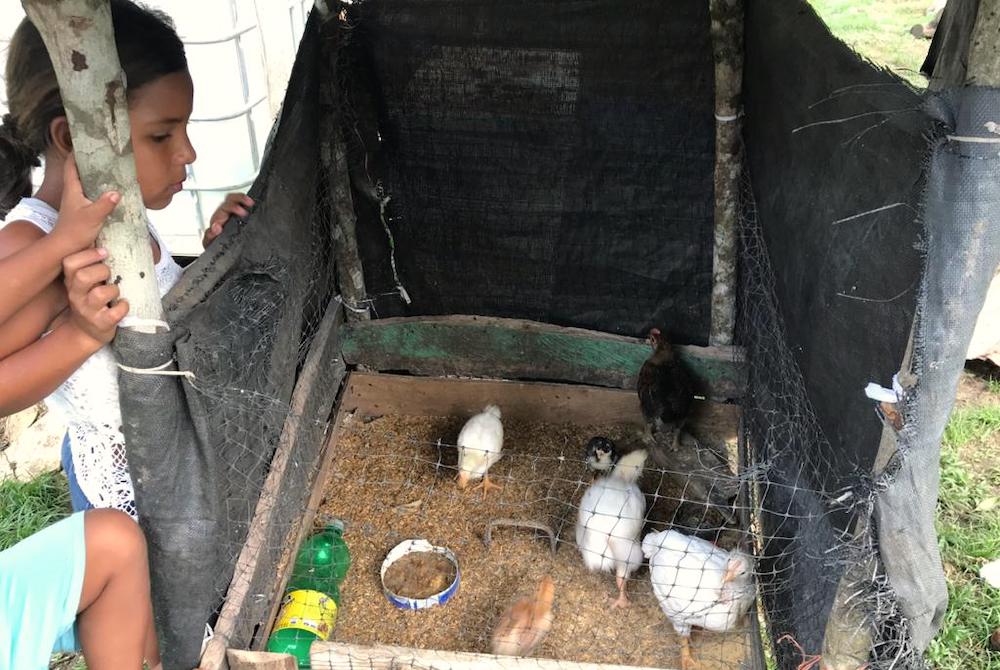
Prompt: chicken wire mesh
<box><xmin>101</xmin><ymin>0</ymin><xmax>998</xmax><ymax>668</ymax></box>
<box><xmin>308</xmin><ymin>404</ymin><xmax>756</xmax><ymax>670</ymax></box>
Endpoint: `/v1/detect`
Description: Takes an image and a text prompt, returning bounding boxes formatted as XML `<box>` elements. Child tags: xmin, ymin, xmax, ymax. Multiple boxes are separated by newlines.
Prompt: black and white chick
<box><xmin>585</xmin><ymin>436</ymin><xmax>619</xmax><ymax>473</ymax></box>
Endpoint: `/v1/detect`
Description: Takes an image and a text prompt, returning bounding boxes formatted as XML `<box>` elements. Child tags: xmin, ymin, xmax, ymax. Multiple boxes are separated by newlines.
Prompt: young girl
<box><xmin>1</xmin><ymin>1</ymin><xmax>256</xmax><ymax>666</ymax></box>
<box><xmin>0</xmin><ymin>162</ymin><xmax>160</xmax><ymax>669</ymax></box>
<box><xmin>0</xmin><ymin>0</ymin><xmax>253</xmax><ymax>518</ymax></box>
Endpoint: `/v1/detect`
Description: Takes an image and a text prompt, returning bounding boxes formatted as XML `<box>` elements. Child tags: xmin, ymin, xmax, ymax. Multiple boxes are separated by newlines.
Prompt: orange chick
<box><xmin>491</xmin><ymin>576</ymin><xmax>555</xmax><ymax>657</ymax></box>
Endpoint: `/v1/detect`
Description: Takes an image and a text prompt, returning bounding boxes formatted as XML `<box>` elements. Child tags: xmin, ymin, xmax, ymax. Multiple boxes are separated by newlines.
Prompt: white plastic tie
<box><xmin>945</xmin><ymin>135</ymin><xmax>1000</xmax><ymax>144</ymax></box>
<box><xmin>117</xmin><ymin>359</ymin><xmax>196</xmax><ymax>382</ymax></box>
<box><xmin>864</xmin><ymin>373</ymin><xmax>903</xmax><ymax>403</ymax></box>
<box><xmin>715</xmin><ymin>113</ymin><xmax>740</xmax><ymax>123</ymax></box>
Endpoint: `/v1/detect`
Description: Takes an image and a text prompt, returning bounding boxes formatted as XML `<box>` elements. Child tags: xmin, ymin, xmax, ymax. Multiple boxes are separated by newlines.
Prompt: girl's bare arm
<box><xmin>0</xmin><ymin>244</ymin><xmax>127</xmax><ymax>416</ymax></box>
<box><xmin>0</xmin><ymin>159</ymin><xmax>118</xmax><ymax>326</ymax></box>
<box><xmin>0</xmin><ymin>223</ymin><xmax>86</xmax><ymax>324</ymax></box>
<box><xmin>0</xmin><ymin>319</ymin><xmax>104</xmax><ymax>415</ymax></box>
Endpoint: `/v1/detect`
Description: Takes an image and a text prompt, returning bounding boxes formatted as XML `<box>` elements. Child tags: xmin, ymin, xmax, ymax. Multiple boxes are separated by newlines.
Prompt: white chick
<box><xmin>980</xmin><ymin>559</ymin><xmax>1000</xmax><ymax>588</ymax></box>
<box><xmin>575</xmin><ymin>448</ymin><xmax>647</xmax><ymax>609</ymax></box>
<box><xmin>642</xmin><ymin>529</ymin><xmax>754</xmax><ymax>670</ymax></box>
<box><xmin>456</xmin><ymin>404</ymin><xmax>503</xmax><ymax>496</ymax></box>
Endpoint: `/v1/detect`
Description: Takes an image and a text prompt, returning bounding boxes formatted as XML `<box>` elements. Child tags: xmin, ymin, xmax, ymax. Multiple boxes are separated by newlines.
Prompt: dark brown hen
<box><xmin>637</xmin><ymin>328</ymin><xmax>695</xmax><ymax>450</ymax></box>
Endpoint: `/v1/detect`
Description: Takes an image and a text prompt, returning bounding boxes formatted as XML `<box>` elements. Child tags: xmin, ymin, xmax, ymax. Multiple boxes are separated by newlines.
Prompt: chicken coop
<box><xmin>57</xmin><ymin>0</ymin><xmax>999</xmax><ymax>669</ymax></box>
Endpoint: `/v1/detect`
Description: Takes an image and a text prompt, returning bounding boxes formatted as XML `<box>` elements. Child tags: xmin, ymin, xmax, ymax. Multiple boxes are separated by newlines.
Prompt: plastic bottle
<box><xmin>266</xmin><ymin>521</ymin><xmax>351</xmax><ymax>668</ymax></box>
<box><xmin>265</xmin><ymin>590</ymin><xmax>337</xmax><ymax>667</ymax></box>
<box><xmin>289</xmin><ymin>520</ymin><xmax>351</xmax><ymax>593</ymax></box>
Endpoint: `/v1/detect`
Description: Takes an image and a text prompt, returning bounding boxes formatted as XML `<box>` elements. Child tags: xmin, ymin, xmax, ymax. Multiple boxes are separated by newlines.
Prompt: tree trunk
<box><xmin>317</xmin><ymin>4</ymin><xmax>370</xmax><ymax>321</ymax></box>
<box><xmin>709</xmin><ymin>0</ymin><xmax>744</xmax><ymax>346</ymax></box>
<box><xmin>968</xmin><ymin>0</ymin><xmax>1000</xmax><ymax>85</ymax></box>
<box><xmin>22</xmin><ymin>0</ymin><xmax>165</xmax><ymax>334</ymax></box>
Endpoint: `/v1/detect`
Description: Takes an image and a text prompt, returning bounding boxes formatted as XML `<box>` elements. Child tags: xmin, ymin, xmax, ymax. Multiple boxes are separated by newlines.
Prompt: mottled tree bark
<box><xmin>968</xmin><ymin>0</ymin><xmax>1000</xmax><ymax>85</ymax></box>
<box><xmin>22</xmin><ymin>0</ymin><xmax>165</xmax><ymax>333</ymax></box>
<box><xmin>709</xmin><ymin>0</ymin><xmax>743</xmax><ymax>346</ymax></box>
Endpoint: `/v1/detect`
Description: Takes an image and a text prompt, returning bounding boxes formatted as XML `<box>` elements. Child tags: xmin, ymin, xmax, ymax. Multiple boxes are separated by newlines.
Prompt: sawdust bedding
<box><xmin>317</xmin><ymin>413</ymin><xmax>748</xmax><ymax>670</ymax></box>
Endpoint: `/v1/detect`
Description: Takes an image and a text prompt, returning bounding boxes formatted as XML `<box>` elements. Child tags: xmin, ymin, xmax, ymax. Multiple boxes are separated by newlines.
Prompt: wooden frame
<box><xmin>207</xmin><ymin>312</ymin><xmax>744</xmax><ymax>668</ymax></box>
<box><xmin>214</xmin><ymin>369</ymin><xmax>741</xmax><ymax>667</ymax></box>
<box><xmin>310</xmin><ymin>642</ymin><xmax>672</xmax><ymax>670</ymax></box>
<box><xmin>341</xmin><ymin>316</ymin><xmax>746</xmax><ymax>401</ymax></box>
<box><xmin>227</xmin><ymin>650</ymin><xmax>297</xmax><ymax>670</ymax></box>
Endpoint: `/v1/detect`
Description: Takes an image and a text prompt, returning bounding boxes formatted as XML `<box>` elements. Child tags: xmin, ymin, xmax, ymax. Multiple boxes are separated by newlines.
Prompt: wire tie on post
<box><xmin>335</xmin><ymin>294</ymin><xmax>372</xmax><ymax>314</ymax></box>
<box><xmin>119</xmin><ymin>316</ymin><xmax>171</xmax><ymax>332</ymax></box>
<box><xmin>117</xmin><ymin>359</ymin><xmax>196</xmax><ymax>382</ymax></box>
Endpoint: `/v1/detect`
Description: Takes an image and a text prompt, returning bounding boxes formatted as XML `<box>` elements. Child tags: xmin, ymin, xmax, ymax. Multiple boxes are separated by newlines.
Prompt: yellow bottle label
<box><xmin>272</xmin><ymin>589</ymin><xmax>338</xmax><ymax>640</ymax></box>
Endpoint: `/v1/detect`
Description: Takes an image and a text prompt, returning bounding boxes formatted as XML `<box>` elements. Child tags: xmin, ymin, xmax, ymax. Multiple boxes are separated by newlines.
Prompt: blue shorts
<box><xmin>61</xmin><ymin>435</ymin><xmax>93</xmax><ymax>513</ymax></box>
<box><xmin>0</xmin><ymin>512</ymin><xmax>86</xmax><ymax>669</ymax></box>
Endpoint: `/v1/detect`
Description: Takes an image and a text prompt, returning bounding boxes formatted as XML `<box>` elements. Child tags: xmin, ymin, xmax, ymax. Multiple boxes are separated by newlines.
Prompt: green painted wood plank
<box><xmin>341</xmin><ymin>316</ymin><xmax>746</xmax><ymax>399</ymax></box>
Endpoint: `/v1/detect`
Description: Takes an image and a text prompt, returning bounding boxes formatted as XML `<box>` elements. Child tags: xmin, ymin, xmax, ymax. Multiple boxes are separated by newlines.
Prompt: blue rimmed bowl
<box><xmin>380</xmin><ymin>539</ymin><xmax>460</xmax><ymax>610</ymax></box>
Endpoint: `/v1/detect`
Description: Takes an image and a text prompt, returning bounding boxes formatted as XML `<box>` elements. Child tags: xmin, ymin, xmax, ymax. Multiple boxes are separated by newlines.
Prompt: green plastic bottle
<box><xmin>266</xmin><ymin>521</ymin><xmax>351</xmax><ymax>668</ymax></box>
<box><xmin>266</xmin><ymin>627</ymin><xmax>323</xmax><ymax>668</ymax></box>
<box><xmin>289</xmin><ymin>520</ymin><xmax>351</xmax><ymax>592</ymax></box>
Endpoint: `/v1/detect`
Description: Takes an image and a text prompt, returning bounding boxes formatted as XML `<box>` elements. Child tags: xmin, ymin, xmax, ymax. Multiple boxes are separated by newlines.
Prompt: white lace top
<box><xmin>1</xmin><ymin>197</ymin><xmax>184</xmax><ymax>518</ymax></box>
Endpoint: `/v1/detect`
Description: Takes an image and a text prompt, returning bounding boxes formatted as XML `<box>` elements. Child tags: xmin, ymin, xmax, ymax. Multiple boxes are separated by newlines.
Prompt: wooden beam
<box><xmin>199</xmin><ymin>300</ymin><xmax>346</xmax><ymax>670</ymax></box>
<box><xmin>256</xmin><ymin>399</ymin><xmax>356</xmax><ymax>651</ymax></box>
<box><xmin>708</xmin><ymin>0</ymin><xmax>744</xmax><ymax>346</ymax></box>
<box><xmin>22</xmin><ymin>0</ymin><xmax>164</xmax><ymax>332</ymax></box>
<box><xmin>311</xmin><ymin>642</ymin><xmax>674</xmax><ymax>670</ymax></box>
<box><xmin>226</xmin><ymin>650</ymin><xmax>297</xmax><ymax>670</ymax></box>
<box><xmin>340</xmin><ymin>316</ymin><xmax>746</xmax><ymax>400</ymax></box>
<box><xmin>340</xmin><ymin>372</ymin><xmax>740</xmax><ymax>445</ymax></box>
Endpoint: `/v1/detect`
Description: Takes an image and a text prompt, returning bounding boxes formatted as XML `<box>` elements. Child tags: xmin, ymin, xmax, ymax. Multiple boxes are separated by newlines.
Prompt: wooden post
<box><xmin>708</xmin><ymin>0</ymin><xmax>744</xmax><ymax>346</ymax></box>
<box><xmin>226</xmin><ymin>650</ymin><xmax>297</xmax><ymax>670</ymax></box>
<box><xmin>968</xmin><ymin>0</ymin><xmax>1000</xmax><ymax>85</ymax></box>
<box><xmin>22</xmin><ymin>0</ymin><xmax>165</xmax><ymax>333</ymax></box>
<box><xmin>317</xmin><ymin>3</ymin><xmax>370</xmax><ymax>321</ymax></box>
<box><xmin>928</xmin><ymin>0</ymin><xmax>1000</xmax><ymax>89</ymax></box>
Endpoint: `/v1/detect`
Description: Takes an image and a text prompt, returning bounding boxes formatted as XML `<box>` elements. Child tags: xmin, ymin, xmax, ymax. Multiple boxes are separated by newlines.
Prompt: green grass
<box><xmin>988</xmin><ymin>378</ymin><xmax>1000</xmax><ymax>396</ymax></box>
<box><xmin>808</xmin><ymin>0</ymin><xmax>935</xmax><ymax>85</ymax></box>
<box><xmin>943</xmin><ymin>406</ymin><xmax>1000</xmax><ymax>449</ymax></box>
<box><xmin>927</xmin><ymin>400</ymin><xmax>1000</xmax><ymax>670</ymax></box>
<box><xmin>0</xmin><ymin>472</ymin><xmax>82</xmax><ymax>669</ymax></box>
<box><xmin>0</xmin><ymin>471</ymin><xmax>71</xmax><ymax>551</ymax></box>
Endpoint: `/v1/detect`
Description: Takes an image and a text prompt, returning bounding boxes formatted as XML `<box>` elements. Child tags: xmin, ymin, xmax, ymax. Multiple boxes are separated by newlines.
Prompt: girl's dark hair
<box><xmin>0</xmin><ymin>0</ymin><xmax>187</xmax><ymax>216</ymax></box>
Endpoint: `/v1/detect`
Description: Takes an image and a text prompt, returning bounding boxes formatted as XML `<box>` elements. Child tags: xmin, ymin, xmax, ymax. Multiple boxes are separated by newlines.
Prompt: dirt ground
<box><xmin>317</xmin><ymin>413</ymin><xmax>749</xmax><ymax>670</ymax></box>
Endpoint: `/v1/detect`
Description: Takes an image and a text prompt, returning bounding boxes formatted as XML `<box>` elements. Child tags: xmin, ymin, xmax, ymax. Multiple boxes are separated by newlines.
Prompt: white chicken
<box><xmin>456</xmin><ymin>404</ymin><xmax>504</xmax><ymax>496</ymax></box>
<box><xmin>642</xmin><ymin>529</ymin><xmax>754</xmax><ymax>670</ymax></box>
<box><xmin>575</xmin><ymin>448</ymin><xmax>647</xmax><ymax>609</ymax></box>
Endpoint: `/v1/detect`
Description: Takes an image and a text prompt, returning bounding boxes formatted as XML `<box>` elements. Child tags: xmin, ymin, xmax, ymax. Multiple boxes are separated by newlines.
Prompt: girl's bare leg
<box><xmin>76</xmin><ymin>509</ymin><xmax>159</xmax><ymax>670</ymax></box>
